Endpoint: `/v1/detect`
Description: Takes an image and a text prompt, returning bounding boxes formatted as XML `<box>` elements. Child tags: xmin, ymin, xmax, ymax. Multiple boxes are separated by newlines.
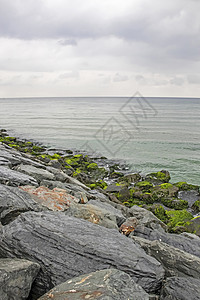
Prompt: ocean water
<box><xmin>0</xmin><ymin>96</ymin><xmax>199</xmax><ymax>185</ymax></box>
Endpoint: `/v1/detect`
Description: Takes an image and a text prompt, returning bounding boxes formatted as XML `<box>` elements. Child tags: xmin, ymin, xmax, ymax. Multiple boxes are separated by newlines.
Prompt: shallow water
<box><xmin>0</xmin><ymin>96</ymin><xmax>199</xmax><ymax>184</ymax></box>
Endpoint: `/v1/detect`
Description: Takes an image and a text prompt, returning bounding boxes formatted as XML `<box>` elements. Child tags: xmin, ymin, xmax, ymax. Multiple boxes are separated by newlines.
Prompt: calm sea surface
<box><xmin>0</xmin><ymin>96</ymin><xmax>199</xmax><ymax>185</ymax></box>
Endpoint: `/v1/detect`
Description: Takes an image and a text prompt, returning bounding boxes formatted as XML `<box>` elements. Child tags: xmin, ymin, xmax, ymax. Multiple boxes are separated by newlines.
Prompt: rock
<box><xmin>0</xmin><ymin>184</ymin><xmax>46</xmax><ymax>225</ymax></box>
<box><xmin>133</xmin><ymin>225</ymin><xmax>200</xmax><ymax>258</ymax></box>
<box><xmin>16</xmin><ymin>164</ymin><xmax>55</xmax><ymax>182</ymax></box>
<box><xmin>0</xmin><ymin>157</ymin><xmax>11</xmax><ymax>167</ymax></box>
<box><xmin>160</xmin><ymin>277</ymin><xmax>200</xmax><ymax>300</ymax></box>
<box><xmin>0</xmin><ymin>143</ymin><xmax>45</xmax><ymax>168</ymax></box>
<box><xmin>133</xmin><ymin>237</ymin><xmax>200</xmax><ymax>279</ymax></box>
<box><xmin>62</xmin><ymin>172</ymin><xmax>90</xmax><ymax>191</ymax></box>
<box><xmin>105</xmin><ymin>183</ymin><xmax>124</xmax><ymax>192</ymax></box>
<box><xmin>178</xmin><ymin>190</ymin><xmax>200</xmax><ymax>207</ymax></box>
<box><xmin>127</xmin><ymin>205</ymin><xmax>167</xmax><ymax>232</ymax></box>
<box><xmin>19</xmin><ymin>186</ymin><xmax>79</xmax><ymax>211</ymax></box>
<box><xmin>0</xmin><ymin>166</ymin><xmax>38</xmax><ymax>187</ymax></box>
<box><xmin>0</xmin><ymin>258</ymin><xmax>40</xmax><ymax>300</ymax></box>
<box><xmin>0</xmin><ymin>211</ymin><xmax>165</xmax><ymax>298</ymax></box>
<box><xmin>185</xmin><ymin>216</ymin><xmax>200</xmax><ymax>236</ymax></box>
<box><xmin>124</xmin><ymin>173</ymin><xmax>141</xmax><ymax>183</ymax></box>
<box><xmin>38</xmin><ymin>269</ymin><xmax>149</xmax><ymax>300</ymax></box>
<box><xmin>146</xmin><ymin>170</ymin><xmax>170</xmax><ymax>184</ymax></box>
<box><xmin>65</xmin><ymin>203</ymin><xmax>119</xmax><ymax>229</ymax></box>
<box><xmin>88</xmin><ymin>199</ymin><xmax>126</xmax><ymax>225</ymax></box>
<box><xmin>119</xmin><ymin>218</ymin><xmax>138</xmax><ymax>236</ymax></box>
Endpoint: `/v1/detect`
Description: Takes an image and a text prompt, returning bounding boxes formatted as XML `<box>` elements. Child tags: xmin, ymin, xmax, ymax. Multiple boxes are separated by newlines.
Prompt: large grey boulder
<box><xmin>0</xmin><ymin>184</ymin><xmax>45</xmax><ymax>225</ymax></box>
<box><xmin>16</xmin><ymin>164</ymin><xmax>55</xmax><ymax>182</ymax></box>
<box><xmin>127</xmin><ymin>205</ymin><xmax>167</xmax><ymax>232</ymax></box>
<box><xmin>88</xmin><ymin>199</ymin><xmax>126</xmax><ymax>225</ymax></box>
<box><xmin>160</xmin><ymin>277</ymin><xmax>200</xmax><ymax>300</ymax></box>
<box><xmin>133</xmin><ymin>236</ymin><xmax>200</xmax><ymax>279</ymax></box>
<box><xmin>0</xmin><ymin>258</ymin><xmax>40</xmax><ymax>300</ymax></box>
<box><xmin>65</xmin><ymin>203</ymin><xmax>119</xmax><ymax>229</ymax></box>
<box><xmin>133</xmin><ymin>225</ymin><xmax>200</xmax><ymax>258</ymax></box>
<box><xmin>38</xmin><ymin>269</ymin><xmax>149</xmax><ymax>300</ymax></box>
<box><xmin>0</xmin><ymin>166</ymin><xmax>38</xmax><ymax>187</ymax></box>
<box><xmin>0</xmin><ymin>211</ymin><xmax>165</xmax><ymax>298</ymax></box>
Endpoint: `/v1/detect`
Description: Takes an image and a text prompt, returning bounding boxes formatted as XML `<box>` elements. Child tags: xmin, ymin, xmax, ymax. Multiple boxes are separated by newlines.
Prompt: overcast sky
<box><xmin>0</xmin><ymin>0</ymin><xmax>200</xmax><ymax>98</ymax></box>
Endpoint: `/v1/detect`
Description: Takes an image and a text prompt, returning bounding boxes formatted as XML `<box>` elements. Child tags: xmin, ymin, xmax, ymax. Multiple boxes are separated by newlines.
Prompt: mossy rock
<box><xmin>174</xmin><ymin>181</ymin><xmax>199</xmax><ymax>192</ymax></box>
<box><xmin>166</xmin><ymin>209</ymin><xmax>193</xmax><ymax>232</ymax></box>
<box><xmin>135</xmin><ymin>181</ymin><xmax>153</xmax><ymax>191</ymax></box>
<box><xmin>146</xmin><ymin>170</ymin><xmax>170</xmax><ymax>184</ymax></box>
<box><xmin>192</xmin><ymin>200</ymin><xmax>200</xmax><ymax>213</ymax></box>
<box><xmin>149</xmin><ymin>204</ymin><xmax>169</xmax><ymax>223</ymax></box>
<box><xmin>161</xmin><ymin>198</ymin><xmax>188</xmax><ymax>210</ymax></box>
<box><xmin>185</xmin><ymin>216</ymin><xmax>200</xmax><ymax>236</ymax></box>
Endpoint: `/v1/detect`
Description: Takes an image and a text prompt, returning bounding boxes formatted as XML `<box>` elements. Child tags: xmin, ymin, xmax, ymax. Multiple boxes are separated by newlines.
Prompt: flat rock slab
<box><xmin>0</xmin><ymin>184</ymin><xmax>45</xmax><ymax>225</ymax></box>
<box><xmin>0</xmin><ymin>166</ymin><xmax>38</xmax><ymax>187</ymax></box>
<box><xmin>38</xmin><ymin>269</ymin><xmax>149</xmax><ymax>300</ymax></box>
<box><xmin>0</xmin><ymin>211</ymin><xmax>164</xmax><ymax>299</ymax></box>
<box><xmin>0</xmin><ymin>258</ymin><xmax>40</xmax><ymax>300</ymax></box>
<box><xmin>134</xmin><ymin>225</ymin><xmax>200</xmax><ymax>258</ymax></box>
<box><xmin>19</xmin><ymin>185</ymin><xmax>79</xmax><ymax>211</ymax></box>
<box><xmin>160</xmin><ymin>277</ymin><xmax>200</xmax><ymax>300</ymax></box>
<box><xmin>88</xmin><ymin>199</ymin><xmax>126</xmax><ymax>225</ymax></box>
<box><xmin>16</xmin><ymin>164</ymin><xmax>55</xmax><ymax>182</ymax></box>
<box><xmin>65</xmin><ymin>203</ymin><xmax>118</xmax><ymax>229</ymax></box>
<box><xmin>133</xmin><ymin>236</ymin><xmax>200</xmax><ymax>279</ymax></box>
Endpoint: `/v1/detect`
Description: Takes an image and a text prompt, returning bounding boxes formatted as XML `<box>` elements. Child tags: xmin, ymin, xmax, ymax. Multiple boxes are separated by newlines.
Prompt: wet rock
<box><xmin>0</xmin><ymin>258</ymin><xmax>40</xmax><ymax>300</ymax></box>
<box><xmin>19</xmin><ymin>186</ymin><xmax>79</xmax><ymax>211</ymax></box>
<box><xmin>134</xmin><ymin>225</ymin><xmax>200</xmax><ymax>258</ymax></box>
<box><xmin>65</xmin><ymin>203</ymin><xmax>118</xmax><ymax>229</ymax></box>
<box><xmin>178</xmin><ymin>190</ymin><xmax>200</xmax><ymax>207</ymax></box>
<box><xmin>0</xmin><ymin>166</ymin><xmax>38</xmax><ymax>187</ymax></box>
<box><xmin>133</xmin><ymin>237</ymin><xmax>200</xmax><ymax>279</ymax></box>
<box><xmin>123</xmin><ymin>173</ymin><xmax>141</xmax><ymax>183</ymax></box>
<box><xmin>16</xmin><ymin>164</ymin><xmax>55</xmax><ymax>182</ymax></box>
<box><xmin>0</xmin><ymin>211</ymin><xmax>165</xmax><ymax>298</ymax></box>
<box><xmin>38</xmin><ymin>268</ymin><xmax>149</xmax><ymax>300</ymax></box>
<box><xmin>146</xmin><ymin>170</ymin><xmax>170</xmax><ymax>184</ymax></box>
<box><xmin>0</xmin><ymin>184</ymin><xmax>46</xmax><ymax>225</ymax></box>
<box><xmin>160</xmin><ymin>277</ymin><xmax>200</xmax><ymax>300</ymax></box>
<box><xmin>88</xmin><ymin>199</ymin><xmax>126</xmax><ymax>225</ymax></box>
<box><xmin>127</xmin><ymin>205</ymin><xmax>167</xmax><ymax>232</ymax></box>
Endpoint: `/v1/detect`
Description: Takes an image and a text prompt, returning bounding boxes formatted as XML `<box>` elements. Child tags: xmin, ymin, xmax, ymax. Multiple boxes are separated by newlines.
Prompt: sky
<box><xmin>0</xmin><ymin>0</ymin><xmax>200</xmax><ymax>98</ymax></box>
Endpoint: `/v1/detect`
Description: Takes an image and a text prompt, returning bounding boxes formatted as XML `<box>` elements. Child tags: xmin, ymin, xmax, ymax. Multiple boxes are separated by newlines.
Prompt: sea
<box><xmin>0</xmin><ymin>96</ymin><xmax>199</xmax><ymax>185</ymax></box>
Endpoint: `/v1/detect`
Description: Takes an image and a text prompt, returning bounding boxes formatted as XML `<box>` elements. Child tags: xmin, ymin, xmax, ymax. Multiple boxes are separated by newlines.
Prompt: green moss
<box><xmin>147</xmin><ymin>171</ymin><xmax>170</xmax><ymax>183</ymax></box>
<box><xmin>50</xmin><ymin>153</ymin><xmax>61</xmax><ymax>160</ymax></box>
<box><xmin>89</xmin><ymin>183</ymin><xmax>97</xmax><ymax>189</ymax></box>
<box><xmin>159</xmin><ymin>183</ymin><xmax>173</xmax><ymax>189</ymax></box>
<box><xmin>154</xmin><ymin>205</ymin><xmax>168</xmax><ymax>222</ymax></box>
<box><xmin>73</xmin><ymin>168</ymin><xmax>82</xmax><ymax>177</ymax></box>
<box><xmin>87</xmin><ymin>163</ymin><xmax>98</xmax><ymax>169</ymax></box>
<box><xmin>166</xmin><ymin>209</ymin><xmax>193</xmax><ymax>231</ymax></box>
<box><xmin>161</xmin><ymin>198</ymin><xmax>188</xmax><ymax>210</ymax></box>
<box><xmin>135</xmin><ymin>181</ymin><xmax>153</xmax><ymax>192</ymax></box>
<box><xmin>175</xmin><ymin>181</ymin><xmax>199</xmax><ymax>191</ymax></box>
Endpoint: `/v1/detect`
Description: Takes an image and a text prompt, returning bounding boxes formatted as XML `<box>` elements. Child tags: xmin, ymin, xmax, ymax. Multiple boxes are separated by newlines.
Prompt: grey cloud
<box><xmin>170</xmin><ymin>76</ymin><xmax>185</xmax><ymax>86</ymax></box>
<box><xmin>59</xmin><ymin>71</ymin><xmax>79</xmax><ymax>79</ymax></box>
<box><xmin>58</xmin><ymin>39</ymin><xmax>77</xmax><ymax>46</ymax></box>
<box><xmin>113</xmin><ymin>73</ymin><xmax>128</xmax><ymax>82</ymax></box>
<box><xmin>187</xmin><ymin>74</ymin><xmax>200</xmax><ymax>84</ymax></box>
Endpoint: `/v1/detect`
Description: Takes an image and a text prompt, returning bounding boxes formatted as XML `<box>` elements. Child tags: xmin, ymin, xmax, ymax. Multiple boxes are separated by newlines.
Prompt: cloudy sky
<box><xmin>0</xmin><ymin>0</ymin><xmax>200</xmax><ymax>98</ymax></box>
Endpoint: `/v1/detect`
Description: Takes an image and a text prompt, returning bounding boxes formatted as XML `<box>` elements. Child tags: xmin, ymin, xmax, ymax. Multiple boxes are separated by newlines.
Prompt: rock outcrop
<box><xmin>0</xmin><ymin>258</ymin><xmax>40</xmax><ymax>300</ymax></box>
<box><xmin>38</xmin><ymin>269</ymin><xmax>150</xmax><ymax>300</ymax></box>
<box><xmin>0</xmin><ymin>211</ymin><xmax>165</xmax><ymax>299</ymax></box>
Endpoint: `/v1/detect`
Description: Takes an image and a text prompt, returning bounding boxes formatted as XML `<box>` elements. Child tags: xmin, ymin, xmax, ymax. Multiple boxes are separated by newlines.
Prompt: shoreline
<box><xmin>0</xmin><ymin>128</ymin><xmax>200</xmax><ymax>299</ymax></box>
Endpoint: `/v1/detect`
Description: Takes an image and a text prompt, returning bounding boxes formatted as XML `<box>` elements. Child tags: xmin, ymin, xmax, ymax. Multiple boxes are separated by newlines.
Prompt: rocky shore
<box><xmin>0</xmin><ymin>129</ymin><xmax>200</xmax><ymax>300</ymax></box>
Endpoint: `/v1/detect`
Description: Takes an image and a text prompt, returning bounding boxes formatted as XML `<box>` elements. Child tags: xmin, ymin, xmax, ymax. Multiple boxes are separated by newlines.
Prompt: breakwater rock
<box><xmin>0</xmin><ymin>129</ymin><xmax>200</xmax><ymax>299</ymax></box>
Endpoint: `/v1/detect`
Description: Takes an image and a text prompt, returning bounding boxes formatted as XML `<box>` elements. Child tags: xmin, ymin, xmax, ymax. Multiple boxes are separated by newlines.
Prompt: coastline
<box><xmin>0</xmin><ymin>128</ymin><xmax>200</xmax><ymax>299</ymax></box>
